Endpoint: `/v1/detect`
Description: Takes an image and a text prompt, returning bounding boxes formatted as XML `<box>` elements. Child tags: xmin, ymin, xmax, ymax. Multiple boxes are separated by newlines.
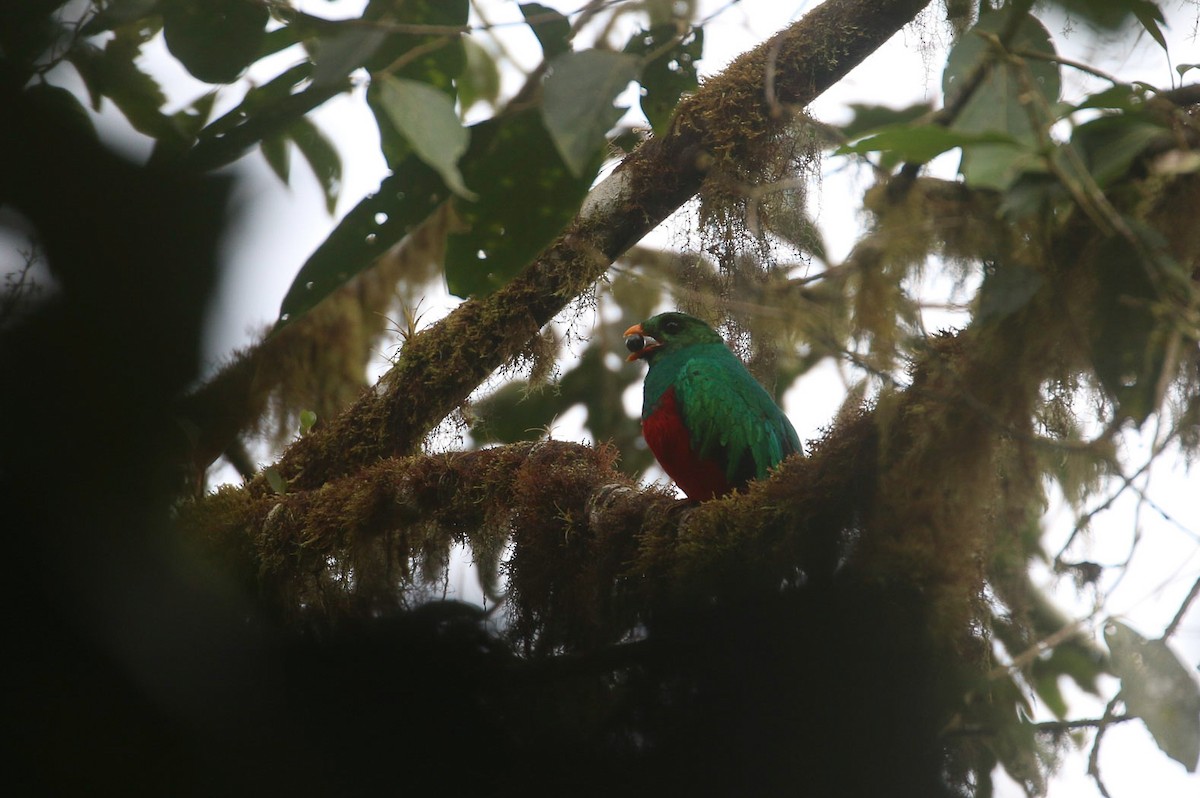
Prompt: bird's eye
<box><xmin>663</xmin><ymin>319</ymin><xmax>681</xmax><ymax>334</ymax></box>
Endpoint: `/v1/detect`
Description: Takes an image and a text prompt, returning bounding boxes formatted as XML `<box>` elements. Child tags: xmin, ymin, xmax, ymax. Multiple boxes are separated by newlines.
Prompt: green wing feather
<box><xmin>674</xmin><ymin>348</ymin><xmax>801</xmax><ymax>483</ymax></box>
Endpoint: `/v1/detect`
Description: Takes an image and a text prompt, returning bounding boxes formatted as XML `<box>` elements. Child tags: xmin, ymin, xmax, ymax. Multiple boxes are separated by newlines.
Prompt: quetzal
<box><xmin>624</xmin><ymin>312</ymin><xmax>801</xmax><ymax>501</ymax></box>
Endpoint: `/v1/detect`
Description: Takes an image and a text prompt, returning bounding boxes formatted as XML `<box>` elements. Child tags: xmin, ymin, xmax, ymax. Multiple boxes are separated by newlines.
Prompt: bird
<box><xmin>624</xmin><ymin>311</ymin><xmax>801</xmax><ymax>501</ymax></box>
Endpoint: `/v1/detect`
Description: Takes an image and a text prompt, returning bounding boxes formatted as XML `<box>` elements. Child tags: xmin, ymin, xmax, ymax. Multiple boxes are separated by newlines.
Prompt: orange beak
<box><xmin>623</xmin><ymin>323</ymin><xmax>662</xmax><ymax>362</ymax></box>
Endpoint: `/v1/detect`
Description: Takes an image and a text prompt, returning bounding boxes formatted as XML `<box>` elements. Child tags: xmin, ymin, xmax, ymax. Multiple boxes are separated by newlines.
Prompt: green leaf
<box><xmin>198</xmin><ymin>62</ymin><xmax>313</xmax><ymax>141</ymax></box>
<box><xmin>377</xmin><ymin>74</ymin><xmax>475</xmax><ymax>200</ymax></box>
<box><xmin>1051</xmin><ymin>0</ymin><xmax>1163</xmax><ymax>29</ymax></box>
<box><xmin>362</xmin><ymin>0</ymin><xmax>467</xmax><ymax>85</ymax></box>
<box><xmin>299</xmin><ymin>410</ymin><xmax>318</xmax><ymax>436</ymax></box>
<box><xmin>977</xmin><ymin>261</ymin><xmax>1043</xmax><ymax>322</ymax></box>
<box><xmin>1177</xmin><ymin>63</ymin><xmax>1199</xmax><ymax>78</ymax></box>
<box><xmin>264</xmin><ymin>466</ymin><xmax>288</xmax><ymax>496</ymax></box>
<box><xmin>1130</xmin><ymin>1</ymin><xmax>1168</xmax><ymax>52</ymax></box>
<box><xmin>278</xmin><ymin>157</ymin><xmax>449</xmax><ymax>325</ymax></box>
<box><xmin>1105</xmin><ymin>621</ymin><xmax>1200</xmax><ymax>771</ymax></box>
<box><xmin>67</xmin><ymin>30</ymin><xmax>183</xmax><ymax>148</ymax></box>
<box><xmin>837</xmin><ymin>124</ymin><xmax>1018</xmax><ymax>164</ymax></box>
<box><xmin>520</xmin><ymin>3</ymin><xmax>571</xmax><ymax>59</ymax></box>
<box><xmin>310</xmin><ymin>25</ymin><xmax>388</xmax><ymax>88</ymax></box>
<box><xmin>289</xmin><ymin>118</ymin><xmax>342</xmax><ymax>214</ymax></box>
<box><xmin>1074</xmin><ymin>83</ymin><xmax>1147</xmax><ymax>112</ymax></box>
<box><xmin>1071</xmin><ymin>114</ymin><xmax>1167</xmax><ymax>187</ymax></box>
<box><xmin>458</xmin><ymin>36</ymin><xmax>502</xmax><ymax>113</ymax></box>
<box><xmin>542</xmin><ymin>49</ymin><xmax>641</xmax><ymax>177</ymax></box>
<box><xmin>160</xmin><ymin>0</ymin><xmax>268</xmax><ymax>84</ymax></box>
<box><xmin>839</xmin><ymin>102</ymin><xmax>933</xmax><ymax>139</ymax></box>
<box><xmin>260</xmin><ymin>134</ymin><xmax>291</xmax><ymax>183</ymax></box>
<box><xmin>445</xmin><ymin>110</ymin><xmax>599</xmax><ymax>297</ymax></box>
<box><xmin>943</xmin><ymin>8</ymin><xmax>1060</xmax><ymax>189</ymax></box>
<box><xmin>1088</xmin><ymin>226</ymin><xmax>1173</xmax><ymax>424</ymax></box>
<box><xmin>625</xmin><ymin>25</ymin><xmax>703</xmax><ymax>135</ymax></box>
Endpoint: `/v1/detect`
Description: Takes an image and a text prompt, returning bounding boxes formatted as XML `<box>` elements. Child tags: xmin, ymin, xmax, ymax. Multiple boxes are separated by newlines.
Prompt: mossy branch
<box><xmin>252</xmin><ymin>0</ymin><xmax>935</xmax><ymax>495</ymax></box>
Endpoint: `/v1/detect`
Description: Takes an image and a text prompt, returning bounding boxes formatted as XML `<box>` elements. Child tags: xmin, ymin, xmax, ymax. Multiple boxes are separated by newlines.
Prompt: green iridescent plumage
<box><xmin>626</xmin><ymin>312</ymin><xmax>801</xmax><ymax>496</ymax></box>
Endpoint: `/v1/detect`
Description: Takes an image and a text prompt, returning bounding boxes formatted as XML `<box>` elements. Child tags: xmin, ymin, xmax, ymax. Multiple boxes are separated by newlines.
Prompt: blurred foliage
<box><xmin>4</xmin><ymin>1</ymin><xmax>1200</xmax><ymax>796</ymax></box>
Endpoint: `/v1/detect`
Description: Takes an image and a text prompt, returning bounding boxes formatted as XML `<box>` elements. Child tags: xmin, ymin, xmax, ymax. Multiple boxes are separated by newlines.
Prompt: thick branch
<box><xmin>260</xmin><ymin>0</ymin><xmax>934</xmax><ymax>493</ymax></box>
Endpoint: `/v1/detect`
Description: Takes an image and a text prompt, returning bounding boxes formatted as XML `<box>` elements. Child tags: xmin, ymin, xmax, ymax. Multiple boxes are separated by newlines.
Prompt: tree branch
<box><xmin>258</xmin><ymin>0</ymin><xmax>935</xmax><ymax>494</ymax></box>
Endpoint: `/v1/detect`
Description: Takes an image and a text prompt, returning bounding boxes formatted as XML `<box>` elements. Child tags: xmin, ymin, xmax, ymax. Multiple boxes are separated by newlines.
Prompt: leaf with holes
<box><xmin>445</xmin><ymin>109</ymin><xmax>599</xmax><ymax>297</ymax></box>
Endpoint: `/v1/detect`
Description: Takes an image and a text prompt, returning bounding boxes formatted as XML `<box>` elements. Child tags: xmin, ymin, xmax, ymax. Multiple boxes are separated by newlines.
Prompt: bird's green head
<box><xmin>624</xmin><ymin>311</ymin><xmax>723</xmax><ymax>362</ymax></box>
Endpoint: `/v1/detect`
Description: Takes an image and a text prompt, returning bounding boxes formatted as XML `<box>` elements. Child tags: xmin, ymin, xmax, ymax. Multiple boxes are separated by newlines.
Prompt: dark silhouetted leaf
<box><xmin>1088</xmin><ymin>227</ymin><xmax>1174</xmax><ymax>424</ymax></box>
<box><xmin>24</xmin><ymin>83</ymin><xmax>97</xmax><ymax>141</ymax></box>
<box><xmin>67</xmin><ymin>29</ymin><xmax>182</xmax><ymax>147</ymax></box>
<box><xmin>978</xmin><ymin>261</ymin><xmax>1043</xmax><ymax>321</ymax></box>
<box><xmin>290</xmin><ymin>118</ymin><xmax>343</xmax><ymax>214</ymax></box>
<box><xmin>1105</xmin><ymin>620</ymin><xmax>1200</xmax><ymax>771</ymax></box>
<box><xmin>520</xmin><ymin>3</ymin><xmax>571</xmax><ymax>58</ymax></box>
<box><xmin>161</xmin><ymin>0</ymin><xmax>268</xmax><ymax>84</ymax></box>
<box><xmin>260</xmin><ymin>134</ymin><xmax>291</xmax><ymax>183</ymax></box>
<box><xmin>310</xmin><ymin>25</ymin><xmax>388</xmax><ymax>88</ymax></box>
<box><xmin>81</xmin><ymin>0</ymin><xmax>161</xmax><ymax>35</ymax></box>
<box><xmin>277</xmin><ymin>158</ymin><xmax>449</xmax><ymax>324</ymax></box>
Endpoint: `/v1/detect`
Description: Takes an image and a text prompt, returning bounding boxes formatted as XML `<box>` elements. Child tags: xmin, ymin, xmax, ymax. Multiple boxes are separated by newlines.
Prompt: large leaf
<box><xmin>458</xmin><ymin>36</ymin><xmax>501</xmax><ymax>113</ymax></box>
<box><xmin>67</xmin><ymin>28</ymin><xmax>181</xmax><ymax>147</ymax></box>
<box><xmin>1053</xmin><ymin>0</ymin><xmax>1167</xmax><ymax>49</ymax></box>
<box><xmin>289</xmin><ymin>118</ymin><xmax>343</xmax><ymax>214</ymax></box>
<box><xmin>624</xmin><ymin>24</ymin><xmax>703</xmax><ymax>135</ymax></box>
<box><xmin>377</xmin><ymin>75</ymin><xmax>474</xmax><ymax>200</ymax></box>
<box><xmin>1070</xmin><ymin>114</ymin><xmax>1167</xmax><ymax>187</ymax></box>
<box><xmin>1088</xmin><ymin>227</ymin><xmax>1175</xmax><ymax>424</ymax></box>
<box><xmin>943</xmin><ymin>8</ymin><xmax>1060</xmax><ymax>189</ymax></box>
<box><xmin>1105</xmin><ymin>621</ymin><xmax>1200</xmax><ymax>771</ymax></box>
<box><xmin>360</xmin><ymin>0</ymin><xmax>469</xmax><ymax>168</ymax></box>
<box><xmin>520</xmin><ymin>3</ymin><xmax>571</xmax><ymax>59</ymax></box>
<box><xmin>277</xmin><ymin>158</ymin><xmax>449</xmax><ymax>324</ymax></box>
<box><xmin>838</xmin><ymin>124</ymin><xmax>1018</xmax><ymax>166</ymax></box>
<box><xmin>445</xmin><ymin>109</ymin><xmax>599</xmax><ymax>298</ymax></box>
<box><xmin>310</xmin><ymin>25</ymin><xmax>388</xmax><ymax>88</ymax></box>
<box><xmin>542</xmin><ymin>49</ymin><xmax>641</xmax><ymax>177</ymax></box>
<box><xmin>160</xmin><ymin>0</ymin><xmax>268</xmax><ymax>84</ymax></box>
<box><xmin>839</xmin><ymin>102</ymin><xmax>933</xmax><ymax>139</ymax></box>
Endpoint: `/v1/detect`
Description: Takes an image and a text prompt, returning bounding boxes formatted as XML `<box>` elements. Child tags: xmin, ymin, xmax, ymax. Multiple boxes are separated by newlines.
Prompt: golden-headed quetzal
<box><xmin>624</xmin><ymin>312</ymin><xmax>801</xmax><ymax>501</ymax></box>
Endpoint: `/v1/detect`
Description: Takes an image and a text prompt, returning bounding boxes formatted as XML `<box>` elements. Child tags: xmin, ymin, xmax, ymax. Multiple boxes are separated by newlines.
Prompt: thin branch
<box><xmin>1087</xmin><ymin>693</ymin><xmax>1124</xmax><ymax>798</ymax></box>
<box><xmin>1164</xmin><ymin>575</ymin><xmax>1200</xmax><ymax>639</ymax></box>
<box><xmin>1036</xmin><ymin>714</ymin><xmax>1134</xmax><ymax>733</ymax></box>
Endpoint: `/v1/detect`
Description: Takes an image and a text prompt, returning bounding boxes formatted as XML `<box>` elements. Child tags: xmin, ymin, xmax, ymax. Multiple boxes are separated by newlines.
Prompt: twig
<box><xmin>1087</xmin><ymin>693</ymin><xmax>1124</xmax><ymax>798</ymax></box>
<box><xmin>1164</xmin><ymin>575</ymin><xmax>1200</xmax><ymax>639</ymax></box>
